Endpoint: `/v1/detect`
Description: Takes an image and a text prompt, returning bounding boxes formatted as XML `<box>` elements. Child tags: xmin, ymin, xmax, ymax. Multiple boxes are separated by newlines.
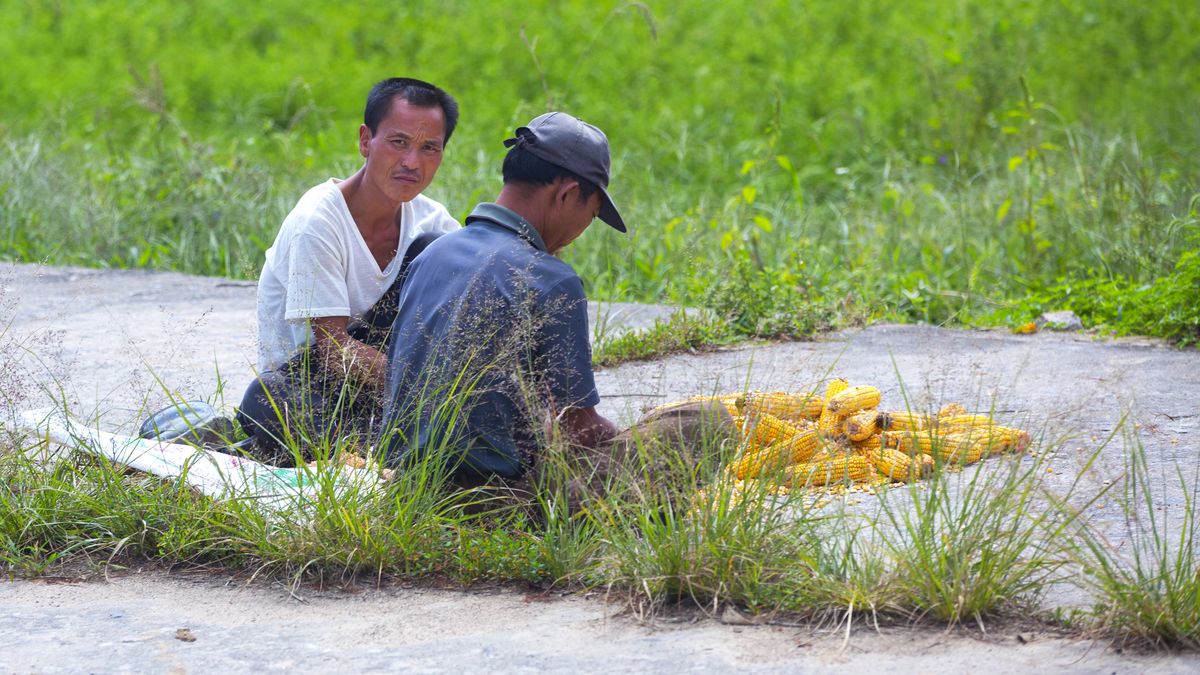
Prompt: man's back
<box><xmin>382</xmin><ymin>204</ymin><xmax>599</xmax><ymax>480</ymax></box>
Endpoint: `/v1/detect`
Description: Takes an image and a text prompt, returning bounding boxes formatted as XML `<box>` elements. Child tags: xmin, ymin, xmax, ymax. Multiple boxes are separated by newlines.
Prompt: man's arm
<box><xmin>556</xmin><ymin>405</ymin><xmax>620</xmax><ymax>448</ymax></box>
<box><xmin>311</xmin><ymin>316</ymin><xmax>388</xmax><ymax>390</ymax></box>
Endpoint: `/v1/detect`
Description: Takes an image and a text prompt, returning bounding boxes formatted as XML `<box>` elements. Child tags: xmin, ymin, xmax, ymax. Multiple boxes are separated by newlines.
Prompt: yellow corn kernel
<box><xmin>826</xmin><ymin>385</ymin><xmax>883</xmax><ymax>414</ymax></box>
<box><xmin>785</xmin><ymin>453</ymin><xmax>871</xmax><ymax>487</ymax></box>
<box><xmin>879</xmin><ymin>411</ymin><xmax>928</xmax><ymax>431</ymax></box>
<box><xmin>843</xmin><ymin>410</ymin><xmax>881</xmax><ymax>441</ymax></box>
<box><xmin>738</xmin><ymin>390</ymin><xmax>824</xmax><ymax>421</ymax></box>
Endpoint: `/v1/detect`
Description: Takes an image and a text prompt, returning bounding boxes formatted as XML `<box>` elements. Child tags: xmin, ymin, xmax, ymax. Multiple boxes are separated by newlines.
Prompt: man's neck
<box><xmin>339</xmin><ymin>167</ymin><xmax>402</xmax><ymax>234</ymax></box>
<box><xmin>496</xmin><ymin>186</ymin><xmax>550</xmax><ymax>246</ymax></box>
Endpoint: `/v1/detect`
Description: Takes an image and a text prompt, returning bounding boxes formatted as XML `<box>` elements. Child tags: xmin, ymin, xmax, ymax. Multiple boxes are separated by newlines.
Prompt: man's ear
<box><xmin>554</xmin><ymin>177</ymin><xmax>581</xmax><ymax>206</ymax></box>
<box><xmin>358</xmin><ymin>124</ymin><xmax>372</xmax><ymax>158</ymax></box>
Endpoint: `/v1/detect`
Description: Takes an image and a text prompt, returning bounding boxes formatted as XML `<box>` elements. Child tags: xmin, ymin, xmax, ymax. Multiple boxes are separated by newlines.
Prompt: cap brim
<box><xmin>598</xmin><ymin>186</ymin><xmax>626</xmax><ymax>233</ymax></box>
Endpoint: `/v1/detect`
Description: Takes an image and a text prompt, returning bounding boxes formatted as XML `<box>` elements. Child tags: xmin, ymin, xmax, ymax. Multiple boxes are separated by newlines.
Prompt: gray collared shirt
<box><xmin>381</xmin><ymin>202</ymin><xmax>599</xmax><ymax>479</ymax></box>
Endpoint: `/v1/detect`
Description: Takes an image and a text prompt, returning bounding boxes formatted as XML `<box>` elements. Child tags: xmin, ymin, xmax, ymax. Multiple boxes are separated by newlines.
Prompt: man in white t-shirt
<box><xmin>237</xmin><ymin>77</ymin><xmax>461</xmax><ymax>463</ymax></box>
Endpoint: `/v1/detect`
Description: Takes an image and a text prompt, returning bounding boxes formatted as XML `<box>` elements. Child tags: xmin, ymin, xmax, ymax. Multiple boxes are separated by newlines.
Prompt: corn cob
<box><xmin>928</xmin><ymin>434</ymin><xmax>987</xmax><ymax>464</ymax></box>
<box><xmin>991</xmin><ymin>426</ymin><xmax>1032</xmax><ymax>453</ymax></box>
<box><xmin>852</xmin><ymin>433</ymin><xmax>883</xmax><ymax>451</ymax></box>
<box><xmin>824</xmin><ymin>378</ymin><xmax>850</xmax><ymax>399</ymax></box>
<box><xmin>867</xmin><ymin>446</ymin><xmax>934</xmax><ymax>481</ymax></box>
<box><xmin>937</xmin><ymin>414</ymin><xmax>995</xmax><ymax>433</ymax></box>
<box><xmin>819</xmin><ymin>412</ymin><xmax>846</xmax><ymax>436</ymax></box>
<box><xmin>816</xmin><ymin>378</ymin><xmax>850</xmax><ymax>433</ymax></box>
<box><xmin>737</xmin><ymin>390</ymin><xmax>824</xmax><ymax>422</ymax></box>
<box><xmin>733</xmin><ymin>428</ymin><xmax>823</xmax><ymax>479</ymax></box>
<box><xmin>743</xmin><ymin>412</ymin><xmax>809</xmax><ymax>449</ymax></box>
<box><xmin>650</xmin><ymin>395</ymin><xmax>737</xmax><ymax>414</ymax></box>
<box><xmin>938</xmin><ymin>402</ymin><xmax>967</xmax><ymax>419</ymax></box>
<box><xmin>826</xmin><ymin>385</ymin><xmax>883</xmax><ymax>414</ymax></box>
<box><xmin>843</xmin><ymin>410</ymin><xmax>881</xmax><ymax>441</ymax></box>
<box><xmin>784</xmin><ymin>453</ymin><xmax>871</xmax><ymax>487</ymax></box>
<box><xmin>956</xmin><ymin>425</ymin><xmax>1032</xmax><ymax>455</ymax></box>
<box><xmin>893</xmin><ymin>430</ymin><xmax>939</xmax><ymax>455</ymax></box>
<box><xmin>878</xmin><ymin>411</ymin><xmax>928</xmax><ymax>431</ymax></box>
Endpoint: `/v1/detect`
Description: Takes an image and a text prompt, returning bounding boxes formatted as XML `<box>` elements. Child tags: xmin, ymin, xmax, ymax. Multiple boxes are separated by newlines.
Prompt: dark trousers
<box><xmin>236</xmin><ymin>232</ymin><xmax>440</xmax><ymax>464</ymax></box>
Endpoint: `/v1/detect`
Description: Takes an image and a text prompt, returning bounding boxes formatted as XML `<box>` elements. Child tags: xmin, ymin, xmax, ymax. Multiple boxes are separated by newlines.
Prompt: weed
<box><xmin>591</xmin><ymin>310</ymin><xmax>732</xmax><ymax>367</ymax></box>
<box><xmin>588</xmin><ymin>474</ymin><xmax>813</xmax><ymax>618</ymax></box>
<box><xmin>1067</xmin><ymin>429</ymin><xmax>1200</xmax><ymax>650</ymax></box>
<box><xmin>875</xmin><ymin>454</ymin><xmax>1067</xmax><ymax>626</ymax></box>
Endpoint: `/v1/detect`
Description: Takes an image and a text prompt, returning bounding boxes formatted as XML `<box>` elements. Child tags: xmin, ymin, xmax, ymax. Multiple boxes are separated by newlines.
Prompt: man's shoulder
<box><xmin>282</xmin><ymin>180</ymin><xmax>347</xmax><ymax>229</ymax></box>
<box><xmin>422</xmin><ymin>225</ymin><xmax>580</xmax><ymax>288</ymax></box>
<box><xmin>293</xmin><ymin>179</ymin><xmax>342</xmax><ymax>208</ymax></box>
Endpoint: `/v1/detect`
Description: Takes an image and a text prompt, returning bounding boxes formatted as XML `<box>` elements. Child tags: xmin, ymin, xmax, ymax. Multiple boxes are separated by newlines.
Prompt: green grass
<box><xmin>1066</xmin><ymin>429</ymin><xmax>1200</xmax><ymax>649</ymax></box>
<box><xmin>875</xmin><ymin>452</ymin><xmax>1065</xmax><ymax>625</ymax></box>
<box><xmin>3</xmin><ymin>376</ymin><xmax>1198</xmax><ymax>651</ymax></box>
<box><xmin>592</xmin><ymin>311</ymin><xmax>733</xmax><ymax>366</ymax></box>
<box><xmin>1</xmin><ymin>1</ymin><xmax>1197</xmax><ymax>342</ymax></box>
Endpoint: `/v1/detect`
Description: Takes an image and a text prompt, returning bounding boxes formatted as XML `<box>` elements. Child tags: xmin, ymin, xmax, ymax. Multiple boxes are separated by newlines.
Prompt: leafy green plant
<box><xmin>592</xmin><ymin>310</ymin><xmax>731</xmax><ymax>367</ymax></box>
<box><xmin>985</xmin><ymin>230</ymin><xmax>1200</xmax><ymax>346</ymax></box>
<box><xmin>703</xmin><ymin>252</ymin><xmax>835</xmax><ymax>340</ymax></box>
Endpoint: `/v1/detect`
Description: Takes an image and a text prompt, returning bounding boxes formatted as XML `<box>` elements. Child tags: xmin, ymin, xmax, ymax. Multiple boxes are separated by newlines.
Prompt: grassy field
<box><xmin>1</xmin><ymin>0</ymin><xmax>1197</xmax><ymax>343</ymax></box>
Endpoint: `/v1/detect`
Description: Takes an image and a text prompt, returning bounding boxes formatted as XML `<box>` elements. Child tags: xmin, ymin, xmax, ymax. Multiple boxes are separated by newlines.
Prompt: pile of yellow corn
<box><xmin>684</xmin><ymin>378</ymin><xmax>1030</xmax><ymax>497</ymax></box>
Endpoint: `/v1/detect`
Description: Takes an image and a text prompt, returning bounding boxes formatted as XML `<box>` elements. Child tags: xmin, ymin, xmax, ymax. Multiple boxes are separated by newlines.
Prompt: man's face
<box><xmin>359</xmin><ymin>97</ymin><xmax>446</xmax><ymax>205</ymax></box>
<box><xmin>547</xmin><ymin>186</ymin><xmax>602</xmax><ymax>255</ymax></box>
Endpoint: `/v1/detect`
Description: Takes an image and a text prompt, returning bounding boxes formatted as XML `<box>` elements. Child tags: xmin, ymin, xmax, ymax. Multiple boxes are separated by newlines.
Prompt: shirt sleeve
<box><xmin>536</xmin><ymin>276</ymin><xmax>600</xmax><ymax>410</ymax></box>
<box><xmin>283</xmin><ymin>228</ymin><xmax>352</xmax><ymax>321</ymax></box>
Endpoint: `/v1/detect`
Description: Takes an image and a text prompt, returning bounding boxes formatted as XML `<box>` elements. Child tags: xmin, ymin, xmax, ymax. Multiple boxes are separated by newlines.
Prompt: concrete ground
<box><xmin>1</xmin><ymin>262</ymin><xmax>1197</xmax><ymax>673</ymax></box>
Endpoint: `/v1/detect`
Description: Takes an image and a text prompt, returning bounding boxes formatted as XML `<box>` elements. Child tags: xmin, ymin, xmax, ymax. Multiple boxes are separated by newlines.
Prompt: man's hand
<box><xmin>311</xmin><ymin>316</ymin><xmax>388</xmax><ymax>390</ymax></box>
<box><xmin>555</xmin><ymin>405</ymin><xmax>620</xmax><ymax>448</ymax></box>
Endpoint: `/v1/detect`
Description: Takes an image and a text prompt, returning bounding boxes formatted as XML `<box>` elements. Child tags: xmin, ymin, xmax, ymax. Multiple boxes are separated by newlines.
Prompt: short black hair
<box><xmin>364</xmin><ymin>78</ymin><xmax>459</xmax><ymax>144</ymax></box>
<box><xmin>501</xmin><ymin>146</ymin><xmax>599</xmax><ymax>201</ymax></box>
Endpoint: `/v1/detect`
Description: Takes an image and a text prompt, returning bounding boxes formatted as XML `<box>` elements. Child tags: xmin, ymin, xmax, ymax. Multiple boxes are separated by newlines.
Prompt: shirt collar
<box><xmin>465</xmin><ymin>203</ymin><xmax>548</xmax><ymax>253</ymax></box>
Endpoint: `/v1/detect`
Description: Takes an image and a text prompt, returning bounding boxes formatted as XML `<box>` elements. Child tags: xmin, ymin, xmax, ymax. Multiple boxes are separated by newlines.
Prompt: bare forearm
<box><xmin>325</xmin><ymin>338</ymin><xmax>387</xmax><ymax>388</ymax></box>
<box><xmin>311</xmin><ymin>317</ymin><xmax>388</xmax><ymax>390</ymax></box>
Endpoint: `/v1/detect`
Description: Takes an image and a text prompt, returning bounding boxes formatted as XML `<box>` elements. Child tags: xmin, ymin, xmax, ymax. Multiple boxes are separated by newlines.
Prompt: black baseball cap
<box><xmin>503</xmin><ymin>112</ymin><xmax>627</xmax><ymax>233</ymax></box>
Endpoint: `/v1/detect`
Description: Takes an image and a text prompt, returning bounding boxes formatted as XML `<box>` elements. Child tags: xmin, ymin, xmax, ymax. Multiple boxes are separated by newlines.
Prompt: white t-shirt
<box><xmin>254</xmin><ymin>179</ymin><xmax>459</xmax><ymax>372</ymax></box>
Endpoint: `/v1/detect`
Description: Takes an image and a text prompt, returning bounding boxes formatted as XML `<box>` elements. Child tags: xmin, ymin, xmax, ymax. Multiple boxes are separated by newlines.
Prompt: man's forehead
<box><xmin>377</xmin><ymin>98</ymin><xmax>446</xmax><ymax>139</ymax></box>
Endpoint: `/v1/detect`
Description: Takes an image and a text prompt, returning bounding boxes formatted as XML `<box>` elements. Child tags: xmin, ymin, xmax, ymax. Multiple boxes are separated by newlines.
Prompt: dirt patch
<box><xmin>2</xmin><ymin>262</ymin><xmax>1198</xmax><ymax>671</ymax></box>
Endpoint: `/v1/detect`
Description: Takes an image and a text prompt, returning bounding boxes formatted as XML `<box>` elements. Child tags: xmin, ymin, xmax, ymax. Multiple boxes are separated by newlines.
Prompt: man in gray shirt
<box><xmin>381</xmin><ymin>112</ymin><xmax>735</xmax><ymax>509</ymax></box>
